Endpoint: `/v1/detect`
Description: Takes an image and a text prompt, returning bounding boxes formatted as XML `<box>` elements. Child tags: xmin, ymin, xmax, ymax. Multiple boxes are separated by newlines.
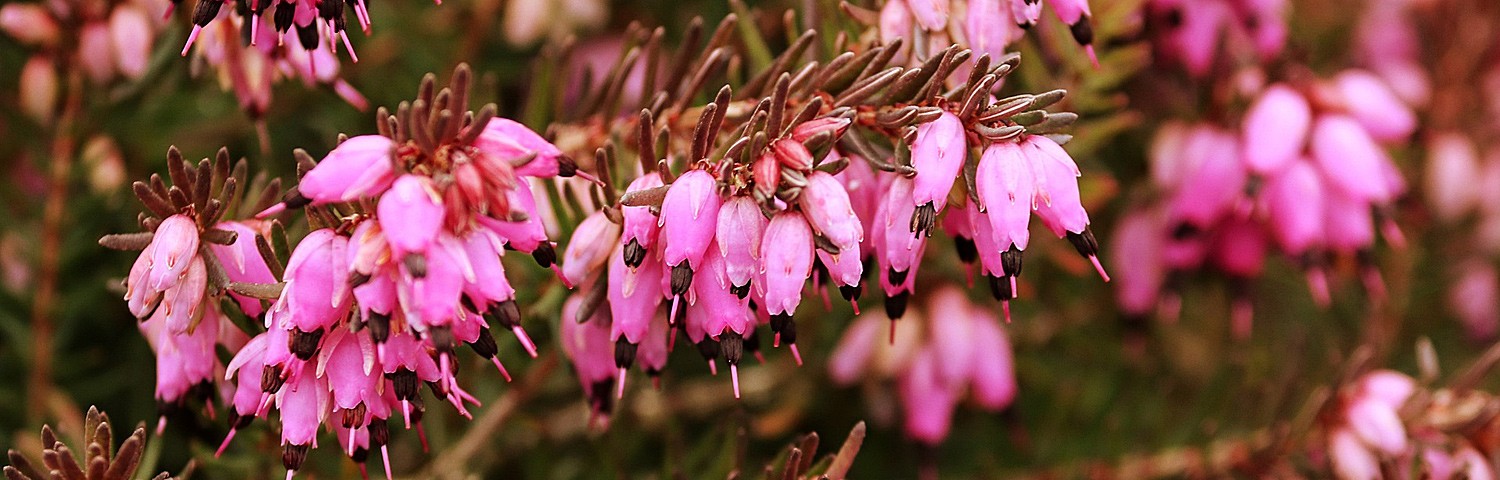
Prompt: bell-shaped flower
<box><xmin>299</xmin><ymin>135</ymin><xmax>396</xmax><ymax>204</ymax></box>
<box><xmin>659</xmin><ymin>169</ymin><xmax>723</xmax><ymax>271</ymax></box>
<box><xmin>378</xmin><ymin>175</ymin><xmax>444</xmax><ymax>257</ymax></box>
<box><xmin>562</xmin><ymin>211</ymin><xmax>622</xmax><ymax>286</ymax></box>
<box><xmin>147</xmin><ymin>214</ymin><xmax>202</xmax><ymax>292</ymax></box>
<box><xmin>1241</xmin><ymin>84</ymin><xmax>1310</xmax><ymax>175</ymax></box>
<box><xmin>716</xmin><ymin>196</ymin><xmax>767</xmax><ymax>290</ymax></box>
<box><xmin>910</xmin><ymin>112</ymin><xmax>967</xmax><ymax>214</ymax></box>
<box><xmin>800</xmin><ymin>170</ymin><xmax>863</xmax><ymax>251</ymax></box>
<box><xmin>761</xmin><ymin>211</ymin><xmax>815</xmax><ymax>316</ymax></box>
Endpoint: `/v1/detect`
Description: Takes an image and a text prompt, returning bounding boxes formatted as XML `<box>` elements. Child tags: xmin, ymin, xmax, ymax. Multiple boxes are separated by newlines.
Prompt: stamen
<box><xmin>730</xmin><ymin>364</ymin><xmax>741</xmax><ymax>399</ymax></box>
<box><xmin>256</xmin><ymin>203</ymin><xmax>288</xmax><ymax>219</ymax></box>
<box><xmin>181</xmin><ymin>25</ymin><xmax>203</xmax><ymax>56</ymax></box>
<box><xmin>707</xmin><ymin>359</ymin><xmax>718</xmax><ymax>376</ymax></box>
<box><xmin>1085</xmin><ymin>45</ymin><xmax>1100</xmax><ymax>70</ymax></box>
<box><xmin>615</xmin><ymin>368</ymin><xmax>627</xmax><ymax>399</ymax></box>
<box><xmin>347</xmin><ymin>426</ymin><xmax>357</xmax><ymax>455</ymax></box>
<box><xmin>381</xmin><ymin>445</ymin><xmax>392</xmax><ymax>480</ymax></box>
<box><xmin>416</xmin><ymin>422</ymin><xmax>429</xmax><ymax>452</ymax></box>
<box><xmin>251</xmin><ymin>15</ymin><xmax>260</xmax><ymax>45</ymax></box>
<box><xmin>1003</xmin><ymin>301</ymin><xmax>1011</xmax><ymax>323</ymax></box>
<box><xmin>551</xmin><ymin>264</ymin><xmax>573</xmax><ymax>288</ymax></box>
<box><xmin>511</xmin><ymin>326</ymin><xmax>538</xmax><ymax>358</ymax></box>
<box><xmin>789</xmin><ymin>344</ymin><xmax>803</xmax><ymax>366</ymax></box>
<box><xmin>490</xmin><ymin>356</ymin><xmax>512</xmax><ymax>382</ymax></box>
<box><xmin>286</xmin><ymin>469</ymin><xmax>295</xmax><ymax>480</ymax></box>
<box><xmin>341</xmin><ymin>31</ymin><xmax>359</xmax><ymax>63</ymax></box>
<box><xmin>215</xmin><ymin>428</ymin><xmax>238</xmax><ymax>458</ymax></box>
<box><xmin>401</xmin><ymin>399</ymin><xmax>411</xmax><ymax>429</ymax></box>
<box><xmin>888</xmin><ymin>320</ymin><xmax>896</xmax><ymax>344</ymax></box>
<box><xmin>156</xmin><ymin>416</ymin><xmax>167</xmax><ymax>435</ymax></box>
<box><xmin>1089</xmin><ymin>255</ymin><xmax>1110</xmax><ymax>282</ymax></box>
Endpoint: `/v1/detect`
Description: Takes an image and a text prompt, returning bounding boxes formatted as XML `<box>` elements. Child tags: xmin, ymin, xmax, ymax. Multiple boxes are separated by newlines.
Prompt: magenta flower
<box><xmin>715</xmin><ymin>196</ymin><xmax>767</xmax><ymax>293</ymax></box>
<box><xmin>761</xmin><ymin>211</ymin><xmax>815</xmax><ymax>347</ymax></box>
<box><xmin>1242</xmin><ymin>84</ymin><xmax>1311</xmax><ymax>176</ymax></box>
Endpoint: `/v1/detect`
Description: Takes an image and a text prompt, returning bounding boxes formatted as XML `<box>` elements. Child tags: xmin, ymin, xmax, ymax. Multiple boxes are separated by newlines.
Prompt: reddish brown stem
<box><xmin>29</xmin><ymin>68</ymin><xmax>84</xmax><ymax>421</ymax></box>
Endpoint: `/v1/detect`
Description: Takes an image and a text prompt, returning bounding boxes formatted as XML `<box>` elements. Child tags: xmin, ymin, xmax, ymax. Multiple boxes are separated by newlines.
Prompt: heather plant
<box><xmin>4</xmin><ymin>0</ymin><xmax>1500</xmax><ymax>479</ymax></box>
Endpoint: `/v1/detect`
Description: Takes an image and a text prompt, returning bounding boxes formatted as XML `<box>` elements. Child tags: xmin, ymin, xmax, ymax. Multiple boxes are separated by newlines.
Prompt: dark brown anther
<box><xmin>1066</xmin><ymin>228</ymin><xmax>1101</xmax><ymax>258</ymax></box>
<box><xmin>403</xmin><ymin>253</ymin><xmax>427</xmax><ymax>278</ymax></box>
<box><xmin>1002</xmin><ymin>246</ymin><xmax>1024</xmax><ymax>276</ymax></box>
<box><xmin>532</xmin><ymin>242</ymin><xmax>558</xmax><ymax>267</ymax></box>
<box><xmin>614</xmin><ymin>337</ymin><xmax>638</xmax><ymax>369</ymax></box>
<box><xmin>290</xmin><ymin>328</ymin><xmax>324</xmax><ymax>360</ymax></box>
<box><xmin>261</xmin><ymin>364</ymin><xmax>286</xmax><ymax>393</ymax></box>
<box><xmin>469</xmin><ymin>326</ymin><xmax>499</xmax><ymax>358</ymax></box>
<box><xmin>429</xmin><ymin>325</ymin><xmax>456</xmax><ymax>354</ymax></box>
<box><xmin>281</xmin><ymin>444</ymin><xmax>309</xmax><ymax>471</ymax></box>
<box><xmin>190</xmin><ymin>0</ymin><xmax>222</xmax><ymax>26</ymax></box>
<box><xmin>369</xmin><ymin>418</ymin><xmax>390</xmax><ymax>446</ymax></box>
<box><xmin>988</xmin><ymin>275</ymin><xmax>1015</xmax><ymax>301</ymax></box>
<box><xmin>720</xmin><ymin>331</ymin><xmax>744</xmax><ymax>365</ymax></box>
<box><xmin>342</xmin><ymin>403</ymin><xmax>368</xmax><ymax>428</ymax></box>
<box><xmin>623</xmin><ymin>239</ymin><xmax>648</xmax><ymax>269</ymax></box>
<box><xmin>770</xmin><ymin>312</ymin><xmax>793</xmax><ymax>335</ymax></box>
<box><xmin>695</xmin><ymin>336</ymin><xmax>721</xmax><ymax>362</ymax></box>
<box><xmin>1069</xmin><ymin>21</ymin><xmax>1095</xmax><ymax>48</ymax></box>
<box><xmin>884</xmin><ymin>291</ymin><xmax>910</xmax><ymax>319</ymax></box>
<box><xmin>839</xmin><ymin>283</ymin><xmax>863</xmax><ymax>302</ymax></box>
<box><xmin>389</xmin><ymin>370</ymin><xmax>419</xmax><ymax>400</ymax></box>
<box><xmin>954</xmin><ymin>235</ymin><xmax>978</xmax><ymax>264</ymax></box>
<box><xmin>910</xmin><ymin>203</ymin><xmax>937</xmax><ymax>237</ymax></box>
<box><xmin>367</xmin><ymin>312</ymin><xmax>391</xmax><ymax>343</ymax></box>
<box><xmin>887</xmin><ymin>267</ymin><xmax>908</xmax><ymax>286</ymax></box>
<box><xmin>493</xmin><ymin>300</ymin><xmax>523</xmax><ymax>329</ymax></box>
<box><xmin>730</xmin><ymin>281</ymin><xmax>751</xmax><ymax>299</ymax></box>
<box><xmin>670</xmin><ymin>264</ymin><xmax>694</xmax><ymax>296</ymax></box>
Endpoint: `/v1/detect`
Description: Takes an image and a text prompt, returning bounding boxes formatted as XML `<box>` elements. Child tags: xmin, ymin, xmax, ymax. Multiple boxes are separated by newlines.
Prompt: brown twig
<box><xmin>28</xmin><ymin>67</ymin><xmax>84</xmax><ymax>422</ymax></box>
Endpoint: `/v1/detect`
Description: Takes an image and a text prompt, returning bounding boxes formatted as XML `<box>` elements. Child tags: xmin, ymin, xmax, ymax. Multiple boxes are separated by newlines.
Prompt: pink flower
<box><xmin>910</xmin><ymin>112</ymin><xmax>967</xmax><ymax>216</ymax></box>
<box><xmin>800</xmin><ymin>170</ymin><xmax>863</xmax><ymax>251</ymax></box>
<box><xmin>608</xmin><ymin>241</ymin><xmax>665</xmax><ymax>345</ymax></box>
<box><xmin>1328</xmin><ymin>427</ymin><xmax>1380</xmax><ymax>480</ymax></box>
<box><xmin>560</xmin><ymin>294</ymin><xmax>618</xmax><ymax>422</ymax></box>
<box><xmin>211</xmin><ymin>221</ymin><xmax>278</xmax><ymax>317</ymax></box>
<box><xmin>561</xmin><ymin>210</ymin><xmax>621</xmax><ymax>286</ymax></box>
<box><xmin>761</xmin><ymin>211</ymin><xmax>815</xmax><ymax>317</ymax></box>
<box><xmin>377</xmin><ymin>175</ymin><xmax>444</xmax><ymax>257</ymax></box>
<box><xmin>1242</xmin><ymin>84</ymin><xmax>1311</xmax><ymax>176</ymax></box>
<box><xmin>297</xmin><ymin>135</ymin><xmax>397</xmax><ymax>204</ymax></box>
<box><xmin>1261</xmin><ymin>160</ymin><xmax>1325</xmax><ymax>256</ymax></box>
<box><xmin>1333</xmin><ymin>70</ymin><xmax>1416</xmax><ymax>143</ymax></box>
<box><xmin>660</xmin><ymin>169</ymin><xmax>723</xmax><ymax>275</ymax></box>
<box><xmin>715</xmin><ymin>196</ymin><xmax>767</xmax><ymax>292</ymax></box>
<box><xmin>0</xmin><ymin>4</ymin><xmax>60</xmax><ymax>46</ymax></box>
<box><xmin>146</xmin><ymin>214</ymin><xmax>202</xmax><ymax>292</ymax></box>
<box><xmin>278</xmin><ymin>228</ymin><xmax>351</xmax><ymax>337</ymax></box>
<box><xmin>907</xmin><ymin>0</ymin><xmax>949</xmax><ymax>31</ymax></box>
<box><xmin>975</xmin><ymin>140</ymin><xmax>1034</xmax><ymax>251</ymax></box>
<box><xmin>473</xmin><ymin>118</ymin><xmax>569</xmax><ymax>178</ymax></box>
<box><xmin>620</xmin><ymin>173</ymin><xmax>665</xmax><ymax>267</ymax></box>
<box><xmin>1309</xmin><ymin>115</ymin><xmax>1397</xmax><ymax>204</ymax></box>
<box><xmin>898</xmin><ymin>348</ymin><xmax>960</xmax><ymax>445</ymax></box>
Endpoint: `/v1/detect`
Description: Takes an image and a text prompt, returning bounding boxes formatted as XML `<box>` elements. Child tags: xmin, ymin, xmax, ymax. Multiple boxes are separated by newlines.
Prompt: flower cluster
<box><xmin>177</xmin><ymin>0</ymin><xmax>374</xmax><ymax>65</ymax></box>
<box><xmin>1113</xmin><ymin>69</ymin><xmax>1414</xmax><ymax>336</ymax></box>
<box><xmin>1144</xmin><ymin>0</ymin><xmax>1288</xmax><ymax>77</ymax></box>
<box><xmin>828</xmin><ymin>287</ymin><xmax>1017</xmax><ymax>446</ymax></box>
<box><xmin>855</xmin><ymin>0</ymin><xmax>1097</xmax><ymax>67</ymax></box>
<box><xmin>1325</xmin><ymin>370</ymin><xmax>1497</xmax><ymax>480</ymax></box>
<box><xmin>553</xmin><ymin>40</ymin><xmax>1103</xmax><ymax>414</ymax></box>
<box><xmin>186</xmin><ymin>12</ymin><xmax>368</xmax><ymax>115</ymax></box>
<box><xmin>104</xmin><ymin>64</ymin><xmax>577</xmax><ymax>479</ymax></box>
<box><xmin>99</xmin><ymin>147</ymin><xmax>263</xmax><ymax>427</ymax></box>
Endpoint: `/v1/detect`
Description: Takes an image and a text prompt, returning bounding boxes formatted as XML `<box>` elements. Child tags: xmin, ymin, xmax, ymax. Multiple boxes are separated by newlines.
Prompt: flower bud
<box><xmin>302</xmin><ymin>135</ymin><xmax>397</xmax><ymax>204</ymax></box>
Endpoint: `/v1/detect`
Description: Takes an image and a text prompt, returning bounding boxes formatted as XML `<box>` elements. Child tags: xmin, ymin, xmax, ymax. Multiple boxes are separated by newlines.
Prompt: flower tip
<box><xmin>1089</xmin><ymin>255</ymin><xmax>1110</xmax><ymax>282</ymax></box>
<box><xmin>708</xmin><ymin>359</ymin><xmax>718</xmax><ymax>376</ymax></box>
<box><xmin>850</xmin><ymin>300</ymin><xmax>860</xmax><ymax>316</ymax></box>
<box><xmin>616</xmin><ymin>368</ymin><xmax>627</xmax><ymax>399</ymax></box>
<box><xmin>1086</xmin><ymin>45</ymin><xmax>1100</xmax><ymax>70</ymax></box>
<box><xmin>1003</xmin><ymin>301</ymin><xmax>1012</xmax><ymax>323</ymax></box>
<box><xmin>340</xmin><ymin>31</ymin><xmax>359</xmax><ymax>63</ymax></box>
<box><xmin>789</xmin><ymin>344</ymin><xmax>803</xmax><ymax>366</ymax></box>
<box><xmin>286</xmin><ymin>469</ymin><xmax>296</xmax><ymax>480</ymax></box>
<box><xmin>215</xmin><ymin>429</ymin><xmax>237</xmax><ymax>458</ymax></box>
<box><xmin>731</xmin><ymin>364</ymin><xmax>741</xmax><ymax>399</ymax></box>
<box><xmin>181</xmin><ymin>25</ymin><xmax>202</xmax><ymax>57</ymax></box>
<box><xmin>256</xmin><ymin>202</ymin><xmax>288</xmax><ymax>219</ymax></box>
<box><xmin>381</xmin><ymin>446</ymin><xmax>392</xmax><ymax>480</ymax></box>
<box><xmin>491</xmin><ymin>356</ymin><xmax>513</xmax><ymax>382</ymax></box>
<box><xmin>512</xmin><ymin>326</ymin><xmax>539</xmax><ymax>358</ymax></box>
